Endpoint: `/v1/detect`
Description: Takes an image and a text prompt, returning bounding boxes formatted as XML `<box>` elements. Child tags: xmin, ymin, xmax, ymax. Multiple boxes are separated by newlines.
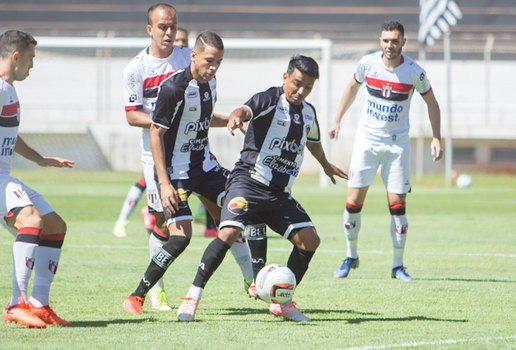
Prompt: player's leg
<box><xmin>113</xmin><ymin>177</ymin><xmax>146</xmax><ymax>238</ymax></box>
<box><xmin>29</xmin><ymin>211</ymin><xmax>70</xmax><ymax>325</ymax></box>
<box><xmin>245</xmin><ymin>223</ymin><xmax>268</xmax><ymax>279</ymax></box>
<box><xmin>382</xmin><ymin>139</ymin><xmax>412</xmax><ymax>281</ymax></box>
<box><xmin>335</xmin><ymin>136</ymin><xmax>378</xmax><ymax>278</ymax></box>
<box><xmin>142</xmin><ymin>162</ymin><xmax>171</xmax><ymax>310</ymax></box>
<box><xmin>2</xmin><ymin>179</ymin><xmax>47</xmax><ymax>328</ymax></box>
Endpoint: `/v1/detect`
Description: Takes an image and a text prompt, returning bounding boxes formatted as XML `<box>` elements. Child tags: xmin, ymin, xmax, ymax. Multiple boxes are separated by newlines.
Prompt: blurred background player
<box><xmin>122</xmin><ymin>3</ymin><xmax>190</xmax><ymax>311</ymax></box>
<box><xmin>329</xmin><ymin>21</ymin><xmax>442</xmax><ymax>281</ymax></box>
<box><xmin>123</xmin><ymin>32</ymin><xmax>254</xmax><ymax>315</ymax></box>
<box><xmin>0</xmin><ymin>30</ymin><xmax>74</xmax><ymax>328</ymax></box>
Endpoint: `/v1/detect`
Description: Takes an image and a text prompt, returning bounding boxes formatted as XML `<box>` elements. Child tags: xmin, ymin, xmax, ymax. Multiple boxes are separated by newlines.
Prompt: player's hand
<box><xmin>160</xmin><ymin>182</ymin><xmax>179</xmax><ymax>214</ymax></box>
<box><xmin>328</xmin><ymin>121</ymin><xmax>340</xmax><ymax>140</ymax></box>
<box><xmin>324</xmin><ymin>162</ymin><xmax>348</xmax><ymax>184</ymax></box>
<box><xmin>227</xmin><ymin>117</ymin><xmax>246</xmax><ymax>136</ymax></box>
<box><xmin>431</xmin><ymin>138</ymin><xmax>444</xmax><ymax>162</ymax></box>
<box><xmin>40</xmin><ymin>157</ymin><xmax>75</xmax><ymax>168</ymax></box>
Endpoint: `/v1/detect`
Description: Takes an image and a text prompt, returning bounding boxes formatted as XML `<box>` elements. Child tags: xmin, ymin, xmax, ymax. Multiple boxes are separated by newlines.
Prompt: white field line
<box><xmin>341</xmin><ymin>335</ymin><xmax>516</xmax><ymax>350</ymax></box>
<box><xmin>0</xmin><ymin>241</ymin><xmax>514</xmax><ymax>258</ymax></box>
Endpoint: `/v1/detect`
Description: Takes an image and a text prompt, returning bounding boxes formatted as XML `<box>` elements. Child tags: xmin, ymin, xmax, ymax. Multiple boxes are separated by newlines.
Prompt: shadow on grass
<box><xmin>68</xmin><ymin>318</ymin><xmax>159</xmax><ymax>327</ymax></box>
<box><xmin>345</xmin><ymin>315</ymin><xmax>468</xmax><ymax>324</ymax></box>
<box><xmin>418</xmin><ymin>277</ymin><xmax>516</xmax><ymax>284</ymax></box>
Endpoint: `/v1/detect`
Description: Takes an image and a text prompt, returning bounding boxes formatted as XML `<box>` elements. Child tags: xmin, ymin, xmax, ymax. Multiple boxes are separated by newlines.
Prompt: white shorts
<box><xmin>142</xmin><ymin>153</ymin><xmax>163</xmax><ymax>213</ymax></box>
<box><xmin>0</xmin><ymin>175</ymin><xmax>53</xmax><ymax>236</ymax></box>
<box><xmin>347</xmin><ymin>133</ymin><xmax>411</xmax><ymax>194</ymax></box>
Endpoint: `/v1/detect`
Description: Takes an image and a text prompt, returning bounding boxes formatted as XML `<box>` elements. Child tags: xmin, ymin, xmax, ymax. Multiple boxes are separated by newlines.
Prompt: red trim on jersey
<box><xmin>1</xmin><ymin>101</ymin><xmax>20</xmax><ymax>117</ymax></box>
<box><xmin>40</xmin><ymin>233</ymin><xmax>66</xmax><ymax>241</ymax></box>
<box><xmin>143</xmin><ymin>72</ymin><xmax>175</xmax><ymax>90</ymax></box>
<box><xmin>17</xmin><ymin>227</ymin><xmax>42</xmax><ymax>236</ymax></box>
<box><xmin>124</xmin><ymin>105</ymin><xmax>142</xmax><ymax>111</ymax></box>
<box><xmin>365</xmin><ymin>77</ymin><xmax>413</xmax><ymax>93</ymax></box>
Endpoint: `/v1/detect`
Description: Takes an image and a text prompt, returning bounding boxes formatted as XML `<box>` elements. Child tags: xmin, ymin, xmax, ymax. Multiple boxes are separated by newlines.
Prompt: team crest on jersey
<box><xmin>227</xmin><ymin>196</ymin><xmax>248</xmax><ymax>215</ymax></box>
<box><xmin>382</xmin><ymin>84</ymin><xmax>392</xmax><ymax>98</ymax></box>
<box><xmin>202</xmin><ymin>92</ymin><xmax>211</xmax><ymax>102</ymax></box>
<box><xmin>187</xmin><ymin>91</ymin><xmax>197</xmax><ymax>98</ymax></box>
<box><xmin>292</xmin><ymin>114</ymin><xmax>301</xmax><ymax>124</ymax></box>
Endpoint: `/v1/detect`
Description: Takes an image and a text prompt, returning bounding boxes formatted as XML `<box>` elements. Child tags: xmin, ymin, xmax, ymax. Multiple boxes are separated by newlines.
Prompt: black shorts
<box><xmin>220</xmin><ymin>174</ymin><xmax>313</xmax><ymax>240</ymax></box>
<box><xmin>163</xmin><ymin>166</ymin><xmax>229</xmax><ymax>223</ymax></box>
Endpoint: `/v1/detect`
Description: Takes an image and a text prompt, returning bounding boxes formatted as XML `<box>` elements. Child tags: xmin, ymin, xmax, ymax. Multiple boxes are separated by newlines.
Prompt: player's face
<box><xmin>380</xmin><ymin>30</ymin><xmax>405</xmax><ymax>61</ymax></box>
<box><xmin>147</xmin><ymin>6</ymin><xmax>178</xmax><ymax>57</ymax></box>
<box><xmin>191</xmin><ymin>45</ymin><xmax>224</xmax><ymax>84</ymax></box>
<box><xmin>13</xmin><ymin>44</ymin><xmax>35</xmax><ymax>82</ymax></box>
<box><xmin>282</xmin><ymin>68</ymin><xmax>316</xmax><ymax>105</ymax></box>
<box><xmin>174</xmin><ymin>30</ymin><xmax>188</xmax><ymax>48</ymax></box>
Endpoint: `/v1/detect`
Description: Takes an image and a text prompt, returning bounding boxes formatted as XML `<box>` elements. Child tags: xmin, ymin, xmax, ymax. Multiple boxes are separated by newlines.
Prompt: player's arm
<box><xmin>126</xmin><ymin>109</ymin><xmax>152</xmax><ymax>128</ymax></box>
<box><xmin>227</xmin><ymin>106</ymin><xmax>252</xmax><ymax>135</ymax></box>
<box><xmin>329</xmin><ymin>77</ymin><xmax>361</xmax><ymax>140</ymax></box>
<box><xmin>422</xmin><ymin>89</ymin><xmax>443</xmax><ymax>161</ymax></box>
<box><xmin>210</xmin><ymin>112</ymin><xmax>229</xmax><ymax>127</ymax></box>
<box><xmin>306</xmin><ymin>141</ymin><xmax>348</xmax><ymax>184</ymax></box>
<box><xmin>14</xmin><ymin>136</ymin><xmax>74</xmax><ymax>168</ymax></box>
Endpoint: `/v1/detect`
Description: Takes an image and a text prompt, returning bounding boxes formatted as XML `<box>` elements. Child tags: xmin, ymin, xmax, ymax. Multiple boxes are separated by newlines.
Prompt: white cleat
<box><xmin>177</xmin><ymin>297</ymin><xmax>198</xmax><ymax>322</ymax></box>
<box><xmin>112</xmin><ymin>223</ymin><xmax>127</xmax><ymax>238</ymax></box>
<box><xmin>269</xmin><ymin>301</ymin><xmax>310</xmax><ymax>322</ymax></box>
<box><xmin>148</xmin><ymin>288</ymin><xmax>172</xmax><ymax>311</ymax></box>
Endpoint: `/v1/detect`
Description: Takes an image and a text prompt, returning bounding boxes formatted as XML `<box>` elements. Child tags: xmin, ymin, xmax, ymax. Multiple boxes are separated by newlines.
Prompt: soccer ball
<box><xmin>456</xmin><ymin>173</ymin><xmax>473</xmax><ymax>189</ymax></box>
<box><xmin>255</xmin><ymin>264</ymin><xmax>296</xmax><ymax>305</ymax></box>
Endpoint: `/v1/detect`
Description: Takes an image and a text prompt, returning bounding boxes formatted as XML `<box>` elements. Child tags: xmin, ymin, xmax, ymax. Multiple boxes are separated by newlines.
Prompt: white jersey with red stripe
<box><xmin>123</xmin><ymin>46</ymin><xmax>191</xmax><ymax>157</ymax></box>
<box><xmin>355</xmin><ymin>51</ymin><xmax>432</xmax><ymax>140</ymax></box>
<box><xmin>0</xmin><ymin>78</ymin><xmax>20</xmax><ymax>176</ymax></box>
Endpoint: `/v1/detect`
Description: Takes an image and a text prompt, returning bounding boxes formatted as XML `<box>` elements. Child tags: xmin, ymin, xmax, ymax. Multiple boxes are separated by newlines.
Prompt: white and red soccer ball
<box><xmin>255</xmin><ymin>264</ymin><xmax>296</xmax><ymax>305</ymax></box>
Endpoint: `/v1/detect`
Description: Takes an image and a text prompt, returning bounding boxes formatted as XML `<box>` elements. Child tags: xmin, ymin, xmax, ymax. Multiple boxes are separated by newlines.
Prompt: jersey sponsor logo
<box><xmin>262</xmin><ymin>155</ymin><xmax>299</xmax><ymax>176</ymax></box>
<box><xmin>269</xmin><ymin>137</ymin><xmax>304</xmax><ymax>154</ymax></box>
<box><xmin>187</xmin><ymin>91</ymin><xmax>197</xmax><ymax>98</ymax></box>
<box><xmin>177</xmin><ymin>188</ymin><xmax>189</xmax><ymax>209</ymax></box>
<box><xmin>202</xmin><ymin>91</ymin><xmax>211</xmax><ymax>102</ymax></box>
<box><xmin>1</xmin><ymin>136</ymin><xmax>16</xmax><ymax>156</ymax></box>
<box><xmin>227</xmin><ymin>196</ymin><xmax>248</xmax><ymax>215</ymax></box>
<box><xmin>180</xmin><ymin>136</ymin><xmax>208</xmax><ymax>152</ymax></box>
<box><xmin>292</xmin><ymin>114</ymin><xmax>301</xmax><ymax>124</ymax></box>
<box><xmin>184</xmin><ymin>119</ymin><xmax>210</xmax><ymax>134</ymax></box>
<box><xmin>189</xmin><ymin>106</ymin><xmax>197</xmax><ymax>112</ymax></box>
<box><xmin>129</xmin><ymin>94</ymin><xmax>137</xmax><ymax>102</ymax></box>
<box><xmin>277</xmin><ymin>120</ymin><xmax>286</xmax><ymax>126</ymax></box>
<box><xmin>366</xmin><ymin>99</ymin><xmax>403</xmax><ymax>122</ymax></box>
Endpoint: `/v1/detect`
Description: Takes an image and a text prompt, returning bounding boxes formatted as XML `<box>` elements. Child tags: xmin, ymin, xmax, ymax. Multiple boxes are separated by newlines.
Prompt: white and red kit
<box><xmin>348</xmin><ymin>51</ymin><xmax>432</xmax><ymax>193</ymax></box>
<box><xmin>123</xmin><ymin>45</ymin><xmax>191</xmax><ymax>211</ymax></box>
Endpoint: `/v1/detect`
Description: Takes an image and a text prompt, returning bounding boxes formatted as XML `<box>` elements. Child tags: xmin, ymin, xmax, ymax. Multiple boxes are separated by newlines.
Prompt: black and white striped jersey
<box><xmin>152</xmin><ymin>65</ymin><xmax>219</xmax><ymax>180</ymax></box>
<box><xmin>233</xmin><ymin>86</ymin><xmax>320</xmax><ymax>193</ymax></box>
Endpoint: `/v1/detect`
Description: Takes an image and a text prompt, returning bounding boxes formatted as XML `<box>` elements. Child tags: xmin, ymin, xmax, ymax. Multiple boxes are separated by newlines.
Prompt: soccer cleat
<box><xmin>391</xmin><ymin>266</ymin><xmax>413</xmax><ymax>281</ymax></box>
<box><xmin>203</xmin><ymin>228</ymin><xmax>218</xmax><ymax>237</ymax></box>
<box><xmin>112</xmin><ymin>222</ymin><xmax>127</xmax><ymax>238</ymax></box>
<box><xmin>334</xmin><ymin>257</ymin><xmax>359</xmax><ymax>278</ymax></box>
<box><xmin>29</xmin><ymin>303</ymin><xmax>71</xmax><ymax>326</ymax></box>
<box><xmin>269</xmin><ymin>301</ymin><xmax>310</xmax><ymax>322</ymax></box>
<box><xmin>247</xmin><ymin>282</ymin><xmax>259</xmax><ymax>299</ymax></box>
<box><xmin>123</xmin><ymin>296</ymin><xmax>144</xmax><ymax>314</ymax></box>
<box><xmin>3</xmin><ymin>300</ymin><xmax>47</xmax><ymax>328</ymax></box>
<box><xmin>177</xmin><ymin>297</ymin><xmax>198</xmax><ymax>322</ymax></box>
<box><xmin>148</xmin><ymin>288</ymin><xmax>172</xmax><ymax>311</ymax></box>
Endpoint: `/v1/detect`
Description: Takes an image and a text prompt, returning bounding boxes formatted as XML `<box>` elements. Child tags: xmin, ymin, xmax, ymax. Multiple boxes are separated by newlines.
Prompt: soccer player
<box><xmin>0</xmin><ymin>30</ymin><xmax>74</xmax><ymax>328</ymax></box>
<box><xmin>176</xmin><ymin>55</ymin><xmax>347</xmax><ymax>322</ymax></box>
<box><xmin>122</xmin><ymin>2</ymin><xmax>191</xmax><ymax>311</ymax></box>
<box><xmin>123</xmin><ymin>31</ymin><xmax>256</xmax><ymax>315</ymax></box>
<box><xmin>330</xmin><ymin>21</ymin><xmax>443</xmax><ymax>281</ymax></box>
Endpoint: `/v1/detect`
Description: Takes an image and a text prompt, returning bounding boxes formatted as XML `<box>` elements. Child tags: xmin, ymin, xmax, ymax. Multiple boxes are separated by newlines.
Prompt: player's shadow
<box><xmin>344</xmin><ymin>315</ymin><xmax>468</xmax><ymax>324</ymax></box>
<box><xmin>417</xmin><ymin>277</ymin><xmax>516</xmax><ymax>284</ymax></box>
<box><xmin>219</xmin><ymin>307</ymin><xmax>380</xmax><ymax>318</ymax></box>
<box><xmin>67</xmin><ymin>318</ymin><xmax>158</xmax><ymax>328</ymax></box>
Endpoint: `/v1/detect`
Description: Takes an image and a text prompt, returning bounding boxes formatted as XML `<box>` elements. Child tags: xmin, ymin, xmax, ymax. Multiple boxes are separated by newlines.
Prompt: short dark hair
<box><xmin>0</xmin><ymin>30</ymin><xmax>37</xmax><ymax>59</ymax></box>
<box><xmin>287</xmin><ymin>55</ymin><xmax>319</xmax><ymax>80</ymax></box>
<box><xmin>194</xmin><ymin>31</ymin><xmax>224</xmax><ymax>51</ymax></box>
<box><xmin>147</xmin><ymin>3</ymin><xmax>176</xmax><ymax>25</ymax></box>
<box><xmin>177</xmin><ymin>27</ymin><xmax>188</xmax><ymax>35</ymax></box>
<box><xmin>382</xmin><ymin>21</ymin><xmax>405</xmax><ymax>37</ymax></box>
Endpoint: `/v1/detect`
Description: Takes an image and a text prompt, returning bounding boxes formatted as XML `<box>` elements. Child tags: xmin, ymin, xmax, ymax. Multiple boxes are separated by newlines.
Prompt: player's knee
<box><xmin>13</xmin><ymin>205</ymin><xmax>43</xmax><ymax>229</ymax></box>
<box><xmin>292</xmin><ymin>227</ymin><xmax>320</xmax><ymax>251</ymax></box>
<box><xmin>389</xmin><ymin>201</ymin><xmax>406</xmax><ymax>216</ymax></box>
<box><xmin>219</xmin><ymin>226</ymin><xmax>241</xmax><ymax>244</ymax></box>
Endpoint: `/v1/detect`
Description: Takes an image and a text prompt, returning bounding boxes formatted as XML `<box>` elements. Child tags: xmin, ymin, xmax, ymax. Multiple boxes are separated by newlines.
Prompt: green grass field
<box><xmin>1</xmin><ymin>169</ymin><xmax>515</xmax><ymax>350</ymax></box>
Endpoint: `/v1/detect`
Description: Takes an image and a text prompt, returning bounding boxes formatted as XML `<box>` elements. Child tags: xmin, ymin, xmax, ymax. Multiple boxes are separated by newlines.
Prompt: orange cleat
<box><xmin>123</xmin><ymin>296</ymin><xmax>144</xmax><ymax>314</ymax></box>
<box><xmin>3</xmin><ymin>300</ymin><xmax>47</xmax><ymax>328</ymax></box>
<box><xmin>29</xmin><ymin>303</ymin><xmax>71</xmax><ymax>326</ymax></box>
